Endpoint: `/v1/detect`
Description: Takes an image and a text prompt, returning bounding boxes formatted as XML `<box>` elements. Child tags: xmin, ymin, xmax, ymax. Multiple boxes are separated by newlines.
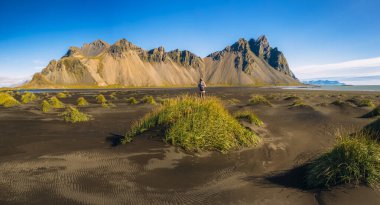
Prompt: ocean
<box><xmin>282</xmin><ymin>85</ymin><xmax>380</xmax><ymax>92</ymax></box>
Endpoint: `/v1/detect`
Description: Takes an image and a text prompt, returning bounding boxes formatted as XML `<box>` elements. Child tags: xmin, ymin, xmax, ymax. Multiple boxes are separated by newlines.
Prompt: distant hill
<box><xmin>25</xmin><ymin>36</ymin><xmax>299</xmax><ymax>87</ymax></box>
<box><xmin>303</xmin><ymin>80</ymin><xmax>346</xmax><ymax>85</ymax></box>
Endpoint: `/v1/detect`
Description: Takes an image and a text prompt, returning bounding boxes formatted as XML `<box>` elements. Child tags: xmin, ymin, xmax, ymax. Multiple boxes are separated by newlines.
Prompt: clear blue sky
<box><xmin>1</xmin><ymin>0</ymin><xmax>380</xmax><ymax>85</ymax></box>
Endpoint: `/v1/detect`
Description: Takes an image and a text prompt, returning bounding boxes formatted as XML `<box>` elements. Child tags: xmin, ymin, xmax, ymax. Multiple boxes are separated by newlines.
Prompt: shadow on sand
<box><xmin>106</xmin><ymin>133</ymin><xmax>124</xmax><ymax>146</ymax></box>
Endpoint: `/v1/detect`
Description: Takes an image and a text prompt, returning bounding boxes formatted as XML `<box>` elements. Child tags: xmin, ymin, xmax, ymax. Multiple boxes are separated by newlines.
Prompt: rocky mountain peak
<box><xmin>146</xmin><ymin>46</ymin><xmax>167</xmax><ymax>62</ymax></box>
<box><xmin>109</xmin><ymin>39</ymin><xmax>143</xmax><ymax>57</ymax></box>
<box><xmin>230</xmin><ymin>38</ymin><xmax>250</xmax><ymax>52</ymax></box>
<box><xmin>167</xmin><ymin>49</ymin><xmax>203</xmax><ymax>68</ymax></box>
<box><xmin>63</xmin><ymin>46</ymin><xmax>81</xmax><ymax>57</ymax></box>
<box><xmin>80</xmin><ymin>39</ymin><xmax>109</xmax><ymax>57</ymax></box>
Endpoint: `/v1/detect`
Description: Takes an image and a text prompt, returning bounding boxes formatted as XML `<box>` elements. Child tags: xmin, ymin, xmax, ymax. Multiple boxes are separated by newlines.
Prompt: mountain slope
<box><xmin>26</xmin><ymin>36</ymin><xmax>299</xmax><ymax>87</ymax></box>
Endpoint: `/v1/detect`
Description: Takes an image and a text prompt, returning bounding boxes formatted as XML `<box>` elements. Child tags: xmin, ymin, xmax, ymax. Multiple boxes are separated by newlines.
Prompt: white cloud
<box><xmin>293</xmin><ymin>56</ymin><xmax>380</xmax><ymax>85</ymax></box>
<box><xmin>0</xmin><ymin>76</ymin><xmax>31</xmax><ymax>87</ymax></box>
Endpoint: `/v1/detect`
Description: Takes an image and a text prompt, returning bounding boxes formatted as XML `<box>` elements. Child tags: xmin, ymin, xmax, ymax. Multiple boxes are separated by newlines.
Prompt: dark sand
<box><xmin>1</xmin><ymin>87</ymin><xmax>380</xmax><ymax>205</ymax></box>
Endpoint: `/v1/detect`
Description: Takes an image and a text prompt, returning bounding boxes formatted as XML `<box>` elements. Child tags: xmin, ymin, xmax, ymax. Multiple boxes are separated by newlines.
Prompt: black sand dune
<box><xmin>0</xmin><ymin>87</ymin><xmax>379</xmax><ymax>205</ymax></box>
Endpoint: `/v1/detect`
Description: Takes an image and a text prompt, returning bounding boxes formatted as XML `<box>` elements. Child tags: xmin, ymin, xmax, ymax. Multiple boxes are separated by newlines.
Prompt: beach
<box><xmin>1</xmin><ymin>87</ymin><xmax>380</xmax><ymax>205</ymax></box>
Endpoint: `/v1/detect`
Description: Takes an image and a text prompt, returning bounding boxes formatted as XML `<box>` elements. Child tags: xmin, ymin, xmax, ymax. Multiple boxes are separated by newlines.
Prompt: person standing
<box><xmin>198</xmin><ymin>78</ymin><xmax>206</xmax><ymax>98</ymax></box>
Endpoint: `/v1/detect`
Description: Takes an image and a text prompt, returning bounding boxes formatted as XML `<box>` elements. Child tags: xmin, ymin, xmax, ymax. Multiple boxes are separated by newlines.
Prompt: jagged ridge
<box><xmin>27</xmin><ymin>36</ymin><xmax>299</xmax><ymax>87</ymax></box>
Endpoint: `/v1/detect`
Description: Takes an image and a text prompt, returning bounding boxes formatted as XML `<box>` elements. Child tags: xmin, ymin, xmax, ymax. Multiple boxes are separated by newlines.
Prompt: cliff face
<box><xmin>27</xmin><ymin>36</ymin><xmax>299</xmax><ymax>87</ymax></box>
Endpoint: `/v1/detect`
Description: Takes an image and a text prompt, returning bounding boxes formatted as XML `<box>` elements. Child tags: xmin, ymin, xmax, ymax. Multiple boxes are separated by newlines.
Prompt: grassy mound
<box><xmin>346</xmin><ymin>97</ymin><xmax>375</xmax><ymax>108</ymax></box>
<box><xmin>233</xmin><ymin>109</ymin><xmax>263</xmax><ymax>126</ymax></box>
<box><xmin>362</xmin><ymin>106</ymin><xmax>380</xmax><ymax>118</ymax></box>
<box><xmin>126</xmin><ymin>97</ymin><xmax>138</xmax><ymax>104</ymax></box>
<box><xmin>124</xmin><ymin>95</ymin><xmax>260</xmax><ymax>152</ymax></box>
<box><xmin>56</xmin><ymin>92</ymin><xmax>68</xmax><ymax>98</ymax></box>
<box><xmin>60</xmin><ymin>106</ymin><xmax>91</xmax><ymax>123</ymax></box>
<box><xmin>248</xmin><ymin>95</ymin><xmax>271</xmax><ymax>106</ymax></box>
<box><xmin>96</xmin><ymin>94</ymin><xmax>107</xmax><ymax>103</ymax></box>
<box><xmin>0</xmin><ymin>92</ymin><xmax>20</xmax><ymax>107</ymax></box>
<box><xmin>141</xmin><ymin>95</ymin><xmax>156</xmax><ymax>105</ymax></box>
<box><xmin>77</xmin><ymin>97</ymin><xmax>89</xmax><ymax>106</ymax></box>
<box><xmin>21</xmin><ymin>92</ymin><xmax>38</xmax><ymax>104</ymax></box>
<box><xmin>49</xmin><ymin>96</ymin><xmax>65</xmax><ymax>108</ymax></box>
<box><xmin>41</xmin><ymin>100</ymin><xmax>51</xmax><ymax>113</ymax></box>
<box><xmin>284</xmin><ymin>95</ymin><xmax>301</xmax><ymax>101</ymax></box>
<box><xmin>306</xmin><ymin>131</ymin><xmax>380</xmax><ymax>188</ymax></box>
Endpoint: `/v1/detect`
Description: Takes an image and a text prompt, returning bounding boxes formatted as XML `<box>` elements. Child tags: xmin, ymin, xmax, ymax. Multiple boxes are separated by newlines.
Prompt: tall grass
<box><xmin>124</xmin><ymin>95</ymin><xmax>260</xmax><ymax>152</ymax></box>
<box><xmin>21</xmin><ymin>92</ymin><xmax>38</xmax><ymax>104</ymax></box>
<box><xmin>306</xmin><ymin>130</ymin><xmax>380</xmax><ymax>188</ymax></box>
<box><xmin>0</xmin><ymin>92</ymin><xmax>20</xmax><ymax>107</ymax></box>
<box><xmin>60</xmin><ymin>106</ymin><xmax>91</xmax><ymax>123</ymax></box>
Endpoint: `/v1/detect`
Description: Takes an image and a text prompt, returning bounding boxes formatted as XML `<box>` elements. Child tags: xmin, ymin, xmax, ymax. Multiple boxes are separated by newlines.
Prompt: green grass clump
<box><xmin>41</xmin><ymin>100</ymin><xmax>51</xmax><ymax>113</ymax></box>
<box><xmin>248</xmin><ymin>95</ymin><xmax>271</xmax><ymax>106</ymax></box>
<box><xmin>56</xmin><ymin>92</ymin><xmax>68</xmax><ymax>98</ymax></box>
<box><xmin>96</xmin><ymin>94</ymin><xmax>107</xmax><ymax>104</ymax></box>
<box><xmin>49</xmin><ymin>96</ymin><xmax>65</xmax><ymax>108</ymax></box>
<box><xmin>124</xmin><ymin>95</ymin><xmax>260</xmax><ymax>152</ymax></box>
<box><xmin>346</xmin><ymin>97</ymin><xmax>375</xmax><ymax>108</ymax></box>
<box><xmin>21</xmin><ymin>92</ymin><xmax>38</xmax><ymax>104</ymax></box>
<box><xmin>290</xmin><ymin>100</ymin><xmax>312</xmax><ymax>108</ymax></box>
<box><xmin>306</xmin><ymin>131</ymin><xmax>380</xmax><ymax>188</ymax></box>
<box><xmin>77</xmin><ymin>97</ymin><xmax>89</xmax><ymax>106</ymax></box>
<box><xmin>233</xmin><ymin>109</ymin><xmax>263</xmax><ymax>126</ymax></box>
<box><xmin>0</xmin><ymin>92</ymin><xmax>20</xmax><ymax>107</ymax></box>
<box><xmin>141</xmin><ymin>95</ymin><xmax>156</xmax><ymax>105</ymax></box>
<box><xmin>60</xmin><ymin>106</ymin><xmax>91</xmax><ymax>123</ymax></box>
<box><xmin>126</xmin><ymin>97</ymin><xmax>138</xmax><ymax>104</ymax></box>
<box><xmin>109</xmin><ymin>92</ymin><xmax>118</xmax><ymax>100</ymax></box>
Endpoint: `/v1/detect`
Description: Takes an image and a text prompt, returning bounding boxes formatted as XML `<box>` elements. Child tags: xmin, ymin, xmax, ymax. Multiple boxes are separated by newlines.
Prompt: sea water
<box><xmin>282</xmin><ymin>85</ymin><xmax>380</xmax><ymax>92</ymax></box>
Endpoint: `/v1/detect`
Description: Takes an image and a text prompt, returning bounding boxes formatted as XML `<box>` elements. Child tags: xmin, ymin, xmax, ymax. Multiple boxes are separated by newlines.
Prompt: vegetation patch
<box><xmin>141</xmin><ymin>95</ymin><xmax>156</xmax><ymax>105</ymax></box>
<box><xmin>49</xmin><ymin>96</ymin><xmax>65</xmax><ymax>108</ymax></box>
<box><xmin>56</xmin><ymin>92</ymin><xmax>68</xmax><ymax>98</ymax></box>
<box><xmin>306</xmin><ymin>131</ymin><xmax>380</xmax><ymax>188</ymax></box>
<box><xmin>0</xmin><ymin>92</ymin><xmax>20</xmax><ymax>107</ymax></box>
<box><xmin>248</xmin><ymin>95</ymin><xmax>271</xmax><ymax>106</ymax></box>
<box><xmin>109</xmin><ymin>92</ymin><xmax>118</xmax><ymax>100</ymax></box>
<box><xmin>125</xmin><ymin>97</ymin><xmax>138</xmax><ymax>104</ymax></box>
<box><xmin>21</xmin><ymin>92</ymin><xmax>38</xmax><ymax>104</ymax></box>
<box><xmin>346</xmin><ymin>97</ymin><xmax>375</xmax><ymax>108</ymax></box>
<box><xmin>60</xmin><ymin>106</ymin><xmax>91</xmax><ymax>123</ymax></box>
<box><xmin>77</xmin><ymin>97</ymin><xmax>89</xmax><ymax>106</ymax></box>
<box><xmin>362</xmin><ymin>106</ymin><xmax>380</xmax><ymax>118</ymax></box>
<box><xmin>41</xmin><ymin>100</ymin><xmax>52</xmax><ymax>113</ymax></box>
<box><xmin>289</xmin><ymin>100</ymin><xmax>312</xmax><ymax>109</ymax></box>
<box><xmin>284</xmin><ymin>95</ymin><xmax>301</xmax><ymax>101</ymax></box>
<box><xmin>124</xmin><ymin>95</ymin><xmax>260</xmax><ymax>152</ymax></box>
<box><xmin>233</xmin><ymin>109</ymin><xmax>263</xmax><ymax>126</ymax></box>
<box><xmin>96</xmin><ymin>94</ymin><xmax>107</xmax><ymax>104</ymax></box>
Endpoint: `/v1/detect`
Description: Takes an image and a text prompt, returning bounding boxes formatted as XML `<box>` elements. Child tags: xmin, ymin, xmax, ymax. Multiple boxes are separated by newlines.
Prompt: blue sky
<box><xmin>1</xmin><ymin>0</ymin><xmax>380</xmax><ymax>86</ymax></box>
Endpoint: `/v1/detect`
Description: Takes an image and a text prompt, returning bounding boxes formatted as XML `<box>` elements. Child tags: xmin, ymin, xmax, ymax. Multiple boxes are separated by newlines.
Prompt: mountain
<box><xmin>303</xmin><ymin>80</ymin><xmax>346</xmax><ymax>86</ymax></box>
<box><xmin>26</xmin><ymin>36</ymin><xmax>299</xmax><ymax>87</ymax></box>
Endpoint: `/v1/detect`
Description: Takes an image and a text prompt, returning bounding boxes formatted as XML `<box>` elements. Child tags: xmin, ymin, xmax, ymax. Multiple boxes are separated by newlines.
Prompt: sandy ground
<box><xmin>1</xmin><ymin>87</ymin><xmax>380</xmax><ymax>205</ymax></box>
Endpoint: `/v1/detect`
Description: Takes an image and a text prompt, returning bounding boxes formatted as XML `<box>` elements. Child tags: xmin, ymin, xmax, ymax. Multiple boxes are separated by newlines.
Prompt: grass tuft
<box><xmin>125</xmin><ymin>97</ymin><xmax>138</xmax><ymax>104</ymax></box>
<box><xmin>77</xmin><ymin>97</ymin><xmax>89</xmax><ymax>106</ymax></box>
<box><xmin>41</xmin><ymin>100</ymin><xmax>51</xmax><ymax>113</ymax></box>
<box><xmin>21</xmin><ymin>92</ymin><xmax>38</xmax><ymax>104</ymax></box>
<box><xmin>60</xmin><ymin>106</ymin><xmax>91</xmax><ymax>123</ymax></box>
<box><xmin>0</xmin><ymin>92</ymin><xmax>20</xmax><ymax>107</ymax></box>
<box><xmin>248</xmin><ymin>95</ymin><xmax>271</xmax><ymax>106</ymax></box>
<box><xmin>56</xmin><ymin>92</ymin><xmax>68</xmax><ymax>98</ymax></box>
<box><xmin>109</xmin><ymin>92</ymin><xmax>118</xmax><ymax>100</ymax></box>
<box><xmin>233</xmin><ymin>109</ymin><xmax>263</xmax><ymax>126</ymax></box>
<box><xmin>306</xmin><ymin>130</ymin><xmax>380</xmax><ymax>188</ymax></box>
<box><xmin>124</xmin><ymin>95</ymin><xmax>260</xmax><ymax>152</ymax></box>
<box><xmin>346</xmin><ymin>97</ymin><xmax>375</xmax><ymax>108</ymax></box>
<box><xmin>141</xmin><ymin>95</ymin><xmax>156</xmax><ymax>105</ymax></box>
<box><xmin>96</xmin><ymin>94</ymin><xmax>107</xmax><ymax>104</ymax></box>
<box><xmin>49</xmin><ymin>96</ymin><xmax>65</xmax><ymax>108</ymax></box>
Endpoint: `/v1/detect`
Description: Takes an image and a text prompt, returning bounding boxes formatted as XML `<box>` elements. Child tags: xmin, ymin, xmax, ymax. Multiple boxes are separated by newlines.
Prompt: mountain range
<box><xmin>26</xmin><ymin>35</ymin><xmax>299</xmax><ymax>87</ymax></box>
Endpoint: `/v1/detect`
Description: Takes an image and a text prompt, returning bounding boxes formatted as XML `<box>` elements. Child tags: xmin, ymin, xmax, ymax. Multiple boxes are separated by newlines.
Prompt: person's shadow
<box><xmin>106</xmin><ymin>133</ymin><xmax>124</xmax><ymax>146</ymax></box>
